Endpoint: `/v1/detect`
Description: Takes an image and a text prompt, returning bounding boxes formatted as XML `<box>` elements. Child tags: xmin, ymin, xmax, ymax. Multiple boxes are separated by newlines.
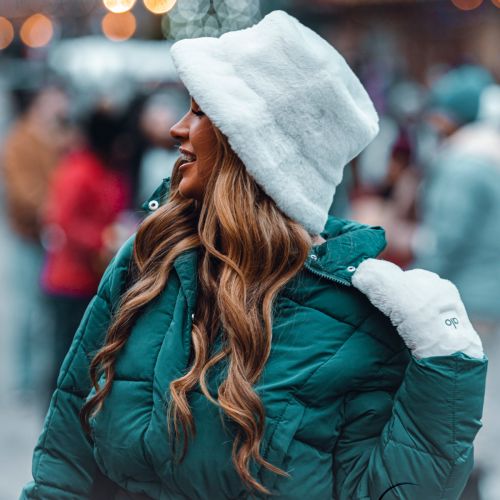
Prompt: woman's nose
<box><xmin>169</xmin><ymin>113</ymin><xmax>189</xmax><ymax>141</ymax></box>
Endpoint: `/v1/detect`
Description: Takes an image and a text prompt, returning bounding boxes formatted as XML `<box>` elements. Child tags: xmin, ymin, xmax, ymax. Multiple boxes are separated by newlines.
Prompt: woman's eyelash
<box><xmin>191</xmin><ymin>108</ymin><xmax>205</xmax><ymax>117</ymax></box>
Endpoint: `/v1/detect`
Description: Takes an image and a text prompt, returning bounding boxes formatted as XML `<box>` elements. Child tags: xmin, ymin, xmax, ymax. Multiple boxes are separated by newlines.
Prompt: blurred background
<box><xmin>0</xmin><ymin>0</ymin><xmax>499</xmax><ymax>498</ymax></box>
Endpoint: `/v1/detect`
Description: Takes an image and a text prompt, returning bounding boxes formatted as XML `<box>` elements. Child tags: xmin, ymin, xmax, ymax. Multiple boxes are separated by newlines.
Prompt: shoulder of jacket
<box><xmin>287</xmin><ymin>271</ymin><xmax>407</xmax><ymax>358</ymax></box>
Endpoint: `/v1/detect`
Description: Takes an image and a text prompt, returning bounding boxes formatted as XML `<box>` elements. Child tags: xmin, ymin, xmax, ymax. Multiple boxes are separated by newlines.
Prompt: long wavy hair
<box><xmin>80</xmin><ymin>126</ymin><xmax>312</xmax><ymax>494</ymax></box>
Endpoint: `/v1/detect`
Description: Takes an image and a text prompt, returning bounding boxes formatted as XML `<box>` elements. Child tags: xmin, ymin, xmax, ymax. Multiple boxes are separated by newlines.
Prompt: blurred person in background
<box><xmin>349</xmin><ymin>79</ymin><xmax>426</xmax><ymax>269</ymax></box>
<box><xmin>137</xmin><ymin>90</ymin><xmax>188</xmax><ymax>205</ymax></box>
<box><xmin>41</xmin><ymin>107</ymin><xmax>131</xmax><ymax>400</ymax></box>
<box><xmin>114</xmin><ymin>90</ymin><xmax>187</xmax><ymax>210</ymax></box>
<box><xmin>413</xmin><ymin>66</ymin><xmax>497</xmax><ymax>326</ymax></box>
<box><xmin>351</xmin><ymin>128</ymin><xmax>420</xmax><ymax>268</ymax></box>
<box><xmin>376</xmin><ymin>130</ymin><xmax>419</xmax><ymax>268</ymax></box>
<box><xmin>0</xmin><ymin>78</ymin><xmax>14</xmax><ymax>146</ymax></box>
<box><xmin>1</xmin><ymin>84</ymin><xmax>72</xmax><ymax>400</ymax></box>
<box><xmin>413</xmin><ymin>68</ymin><xmax>500</xmax><ymax>500</ymax></box>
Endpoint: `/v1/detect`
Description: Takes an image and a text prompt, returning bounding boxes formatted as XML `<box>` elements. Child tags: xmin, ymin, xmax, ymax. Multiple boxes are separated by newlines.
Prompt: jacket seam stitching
<box><xmin>438</xmin><ymin>357</ymin><xmax>459</xmax><ymax>500</ymax></box>
<box><xmin>261</xmin><ymin>398</ymin><xmax>295</xmax><ymax>462</ymax></box>
<box><xmin>143</xmin><ymin>287</ymin><xmax>184</xmax><ymax>471</ymax></box>
<box><xmin>36</xmin><ymin>303</ymin><xmax>94</xmax><ymax>451</ymax></box>
<box><xmin>278</xmin><ymin>293</ymin><xmax>360</xmax><ymax>329</ymax></box>
<box><xmin>30</xmin><ymin>477</ymin><xmax>87</xmax><ymax>497</ymax></box>
<box><xmin>32</xmin><ymin>281</ymin><xmax>111</xmax><ymax>491</ymax></box>
<box><xmin>383</xmin><ymin>437</ymin><xmax>449</xmax><ymax>460</ymax></box>
<box><xmin>373</xmin><ymin>348</ymin><xmax>408</xmax><ymax>378</ymax></box>
<box><xmin>333</xmin><ymin>394</ymin><xmax>353</xmax><ymax>488</ymax></box>
<box><xmin>297</xmin><ymin>312</ymin><xmax>384</xmax><ymax>401</ymax></box>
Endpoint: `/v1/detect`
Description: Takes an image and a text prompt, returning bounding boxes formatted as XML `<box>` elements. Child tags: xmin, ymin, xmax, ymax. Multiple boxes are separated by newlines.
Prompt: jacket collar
<box><xmin>305</xmin><ymin>216</ymin><xmax>386</xmax><ymax>286</ymax></box>
<box><xmin>142</xmin><ymin>177</ymin><xmax>171</xmax><ymax>213</ymax></box>
<box><xmin>143</xmin><ymin>179</ymin><xmax>386</xmax><ymax>296</ymax></box>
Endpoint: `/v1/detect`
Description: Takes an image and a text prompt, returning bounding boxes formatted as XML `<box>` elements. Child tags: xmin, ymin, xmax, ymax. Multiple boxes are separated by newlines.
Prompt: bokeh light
<box><xmin>450</xmin><ymin>0</ymin><xmax>483</xmax><ymax>9</ymax></box>
<box><xmin>491</xmin><ymin>0</ymin><xmax>500</xmax><ymax>7</ymax></box>
<box><xmin>0</xmin><ymin>17</ymin><xmax>15</xmax><ymax>50</ymax></box>
<box><xmin>102</xmin><ymin>11</ymin><xmax>136</xmax><ymax>41</ymax></box>
<box><xmin>143</xmin><ymin>0</ymin><xmax>177</xmax><ymax>15</ymax></box>
<box><xmin>103</xmin><ymin>0</ymin><xmax>137</xmax><ymax>13</ymax></box>
<box><xmin>20</xmin><ymin>14</ymin><xmax>54</xmax><ymax>48</ymax></box>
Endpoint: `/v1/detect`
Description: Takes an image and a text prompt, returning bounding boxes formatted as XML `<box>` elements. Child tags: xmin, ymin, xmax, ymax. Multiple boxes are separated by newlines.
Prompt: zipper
<box><xmin>303</xmin><ymin>261</ymin><xmax>351</xmax><ymax>287</ymax></box>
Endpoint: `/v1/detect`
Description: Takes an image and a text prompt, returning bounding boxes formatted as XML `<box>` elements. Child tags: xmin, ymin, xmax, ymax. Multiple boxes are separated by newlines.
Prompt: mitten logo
<box><xmin>445</xmin><ymin>317</ymin><xmax>459</xmax><ymax>329</ymax></box>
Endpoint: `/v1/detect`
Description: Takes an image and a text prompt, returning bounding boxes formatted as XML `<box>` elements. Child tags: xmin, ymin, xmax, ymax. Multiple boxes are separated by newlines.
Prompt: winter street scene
<box><xmin>1</xmin><ymin>0</ymin><xmax>500</xmax><ymax>499</ymax></box>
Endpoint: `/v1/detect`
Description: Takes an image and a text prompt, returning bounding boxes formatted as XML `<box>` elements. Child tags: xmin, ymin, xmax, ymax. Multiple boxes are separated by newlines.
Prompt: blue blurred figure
<box><xmin>414</xmin><ymin>66</ymin><xmax>498</xmax><ymax>325</ymax></box>
<box><xmin>413</xmin><ymin>67</ymin><xmax>500</xmax><ymax>500</ymax></box>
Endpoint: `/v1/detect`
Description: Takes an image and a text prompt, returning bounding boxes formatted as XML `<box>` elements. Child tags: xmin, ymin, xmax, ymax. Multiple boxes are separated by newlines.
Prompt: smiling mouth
<box><xmin>178</xmin><ymin>151</ymin><xmax>197</xmax><ymax>173</ymax></box>
<box><xmin>179</xmin><ymin>149</ymin><xmax>197</xmax><ymax>164</ymax></box>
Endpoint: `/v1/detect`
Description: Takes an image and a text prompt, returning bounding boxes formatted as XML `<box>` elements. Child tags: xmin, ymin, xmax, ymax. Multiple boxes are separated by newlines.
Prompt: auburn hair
<box><xmin>81</xmin><ymin>126</ymin><xmax>312</xmax><ymax>494</ymax></box>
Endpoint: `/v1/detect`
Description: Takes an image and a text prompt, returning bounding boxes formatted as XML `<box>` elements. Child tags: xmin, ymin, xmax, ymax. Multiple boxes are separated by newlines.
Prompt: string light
<box><xmin>103</xmin><ymin>0</ymin><xmax>137</xmax><ymax>14</ymax></box>
<box><xmin>102</xmin><ymin>11</ymin><xmax>136</xmax><ymax>41</ymax></box>
<box><xmin>20</xmin><ymin>14</ymin><xmax>54</xmax><ymax>48</ymax></box>
<box><xmin>143</xmin><ymin>0</ymin><xmax>177</xmax><ymax>15</ymax></box>
<box><xmin>450</xmin><ymin>0</ymin><xmax>483</xmax><ymax>10</ymax></box>
<box><xmin>0</xmin><ymin>17</ymin><xmax>14</xmax><ymax>50</ymax></box>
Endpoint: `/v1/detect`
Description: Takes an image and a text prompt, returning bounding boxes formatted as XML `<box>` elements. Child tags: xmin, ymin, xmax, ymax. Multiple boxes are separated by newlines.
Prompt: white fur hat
<box><xmin>171</xmin><ymin>10</ymin><xmax>379</xmax><ymax>234</ymax></box>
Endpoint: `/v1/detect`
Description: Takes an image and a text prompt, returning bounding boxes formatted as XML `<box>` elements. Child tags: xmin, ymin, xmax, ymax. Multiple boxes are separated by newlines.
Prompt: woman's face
<box><xmin>169</xmin><ymin>98</ymin><xmax>218</xmax><ymax>200</ymax></box>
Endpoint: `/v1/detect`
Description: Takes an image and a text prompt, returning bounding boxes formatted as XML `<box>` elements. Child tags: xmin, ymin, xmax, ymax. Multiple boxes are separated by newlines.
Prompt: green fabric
<box><xmin>22</xmin><ymin>179</ymin><xmax>487</xmax><ymax>499</ymax></box>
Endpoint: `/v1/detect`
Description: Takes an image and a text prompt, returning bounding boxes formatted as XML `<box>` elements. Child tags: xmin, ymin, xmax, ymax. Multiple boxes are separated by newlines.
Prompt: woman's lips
<box><xmin>179</xmin><ymin>160</ymin><xmax>195</xmax><ymax>172</ymax></box>
<box><xmin>178</xmin><ymin>148</ymin><xmax>197</xmax><ymax>173</ymax></box>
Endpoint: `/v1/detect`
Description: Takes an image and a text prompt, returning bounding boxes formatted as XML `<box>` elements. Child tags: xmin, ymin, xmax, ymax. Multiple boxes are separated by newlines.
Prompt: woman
<box><xmin>22</xmin><ymin>11</ymin><xmax>486</xmax><ymax>500</ymax></box>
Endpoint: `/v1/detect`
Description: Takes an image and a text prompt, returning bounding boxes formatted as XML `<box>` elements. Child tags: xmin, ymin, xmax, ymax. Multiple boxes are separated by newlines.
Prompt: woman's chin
<box><xmin>178</xmin><ymin>178</ymin><xmax>201</xmax><ymax>201</ymax></box>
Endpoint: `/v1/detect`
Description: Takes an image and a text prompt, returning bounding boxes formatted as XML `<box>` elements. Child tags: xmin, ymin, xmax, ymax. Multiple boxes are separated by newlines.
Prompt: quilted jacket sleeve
<box><xmin>333</xmin><ymin>317</ymin><xmax>487</xmax><ymax>499</ymax></box>
<box><xmin>20</xmin><ymin>237</ymin><xmax>134</xmax><ymax>499</ymax></box>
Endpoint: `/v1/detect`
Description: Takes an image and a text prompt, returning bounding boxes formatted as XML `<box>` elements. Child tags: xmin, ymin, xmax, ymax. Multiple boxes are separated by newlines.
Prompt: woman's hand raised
<box><xmin>352</xmin><ymin>258</ymin><xmax>484</xmax><ymax>359</ymax></box>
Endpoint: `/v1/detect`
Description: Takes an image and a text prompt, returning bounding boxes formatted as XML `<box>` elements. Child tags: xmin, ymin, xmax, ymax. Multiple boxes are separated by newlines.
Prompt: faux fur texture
<box><xmin>352</xmin><ymin>258</ymin><xmax>484</xmax><ymax>359</ymax></box>
<box><xmin>170</xmin><ymin>10</ymin><xmax>379</xmax><ymax>234</ymax></box>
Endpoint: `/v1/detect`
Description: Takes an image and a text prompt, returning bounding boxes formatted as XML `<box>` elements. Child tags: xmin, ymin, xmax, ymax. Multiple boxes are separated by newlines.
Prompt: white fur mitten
<box><xmin>352</xmin><ymin>258</ymin><xmax>484</xmax><ymax>359</ymax></box>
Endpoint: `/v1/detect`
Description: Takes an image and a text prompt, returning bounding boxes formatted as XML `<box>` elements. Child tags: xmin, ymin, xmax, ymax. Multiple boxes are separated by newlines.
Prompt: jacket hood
<box><xmin>143</xmin><ymin>178</ymin><xmax>386</xmax><ymax>289</ymax></box>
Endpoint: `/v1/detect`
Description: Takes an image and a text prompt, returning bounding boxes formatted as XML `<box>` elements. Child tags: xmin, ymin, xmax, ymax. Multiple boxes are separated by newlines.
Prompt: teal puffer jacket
<box><xmin>22</xmin><ymin>181</ymin><xmax>487</xmax><ymax>499</ymax></box>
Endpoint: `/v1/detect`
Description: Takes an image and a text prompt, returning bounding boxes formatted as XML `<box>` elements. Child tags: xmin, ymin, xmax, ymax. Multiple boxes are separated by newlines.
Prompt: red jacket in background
<box><xmin>41</xmin><ymin>149</ymin><xmax>130</xmax><ymax>297</ymax></box>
